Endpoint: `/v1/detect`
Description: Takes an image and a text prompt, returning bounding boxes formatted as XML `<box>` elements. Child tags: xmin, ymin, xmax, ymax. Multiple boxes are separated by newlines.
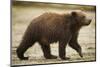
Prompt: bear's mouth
<box><xmin>85</xmin><ymin>19</ymin><xmax>91</xmax><ymax>26</ymax></box>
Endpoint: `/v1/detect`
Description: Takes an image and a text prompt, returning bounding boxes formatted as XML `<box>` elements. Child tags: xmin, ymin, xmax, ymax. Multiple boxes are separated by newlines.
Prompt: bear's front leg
<box><xmin>69</xmin><ymin>41</ymin><xmax>83</xmax><ymax>58</ymax></box>
<box><xmin>69</xmin><ymin>33</ymin><xmax>83</xmax><ymax>58</ymax></box>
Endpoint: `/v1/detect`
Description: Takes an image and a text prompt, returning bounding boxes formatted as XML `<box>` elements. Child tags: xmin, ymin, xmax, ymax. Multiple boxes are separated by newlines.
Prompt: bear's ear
<box><xmin>71</xmin><ymin>11</ymin><xmax>77</xmax><ymax>17</ymax></box>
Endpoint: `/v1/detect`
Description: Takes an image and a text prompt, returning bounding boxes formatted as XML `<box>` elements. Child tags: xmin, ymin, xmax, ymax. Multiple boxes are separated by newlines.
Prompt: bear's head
<box><xmin>71</xmin><ymin>11</ymin><xmax>91</xmax><ymax>26</ymax></box>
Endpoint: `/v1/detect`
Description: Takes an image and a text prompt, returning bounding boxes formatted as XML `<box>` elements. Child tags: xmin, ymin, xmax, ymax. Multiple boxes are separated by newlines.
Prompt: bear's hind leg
<box><xmin>16</xmin><ymin>40</ymin><xmax>35</xmax><ymax>60</ymax></box>
<box><xmin>39</xmin><ymin>41</ymin><xmax>57</xmax><ymax>59</ymax></box>
<box><xmin>16</xmin><ymin>44</ymin><xmax>29</xmax><ymax>60</ymax></box>
<box><xmin>59</xmin><ymin>41</ymin><xmax>70</xmax><ymax>60</ymax></box>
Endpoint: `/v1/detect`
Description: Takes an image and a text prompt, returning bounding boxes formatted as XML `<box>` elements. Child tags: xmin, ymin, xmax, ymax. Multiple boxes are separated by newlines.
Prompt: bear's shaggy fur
<box><xmin>16</xmin><ymin>11</ymin><xmax>91</xmax><ymax>60</ymax></box>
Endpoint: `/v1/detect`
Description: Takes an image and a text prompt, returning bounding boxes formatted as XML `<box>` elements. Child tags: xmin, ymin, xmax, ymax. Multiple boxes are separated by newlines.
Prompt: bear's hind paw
<box><xmin>19</xmin><ymin>57</ymin><xmax>29</xmax><ymax>60</ymax></box>
<box><xmin>60</xmin><ymin>57</ymin><xmax>70</xmax><ymax>60</ymax></box>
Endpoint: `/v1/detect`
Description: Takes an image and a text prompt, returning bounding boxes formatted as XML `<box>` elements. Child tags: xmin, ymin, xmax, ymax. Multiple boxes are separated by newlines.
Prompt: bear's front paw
<box><xmin>79</xmin><ymin>53</ymin><xmax>83</xmax><ymax>58</ymax></box>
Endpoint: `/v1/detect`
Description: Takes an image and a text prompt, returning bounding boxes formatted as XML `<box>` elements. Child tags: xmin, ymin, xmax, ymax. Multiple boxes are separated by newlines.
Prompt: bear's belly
<box><xmin>39</xmin><ymin>30</ymin><xmax>67</xmax><ymax>43</ymax></box>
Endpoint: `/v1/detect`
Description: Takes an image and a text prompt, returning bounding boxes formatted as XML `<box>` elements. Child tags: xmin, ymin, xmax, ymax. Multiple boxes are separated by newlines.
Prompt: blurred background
<box><xmin>12</xmin><ymin>0</ymin><xmax>96</xmax><ymax>66</ymax></box>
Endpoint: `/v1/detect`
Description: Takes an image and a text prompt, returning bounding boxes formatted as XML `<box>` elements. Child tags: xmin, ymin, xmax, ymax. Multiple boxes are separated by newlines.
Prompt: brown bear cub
<box><xmin>16</xmin><ymin>11</ymin><xmax>91</xmax><ymax>60</ymax></box>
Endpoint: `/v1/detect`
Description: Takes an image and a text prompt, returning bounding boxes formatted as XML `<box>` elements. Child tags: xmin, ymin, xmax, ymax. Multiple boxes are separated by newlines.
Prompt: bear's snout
<box><xmin>85</xmin><ymin>19</ymin><xmax>92</xmax><ymax>25</ymax></box>
<box><xmin>88</xmin><ymin>19</ymin><xmax>92</xmax><ymax>25</ymax></box>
